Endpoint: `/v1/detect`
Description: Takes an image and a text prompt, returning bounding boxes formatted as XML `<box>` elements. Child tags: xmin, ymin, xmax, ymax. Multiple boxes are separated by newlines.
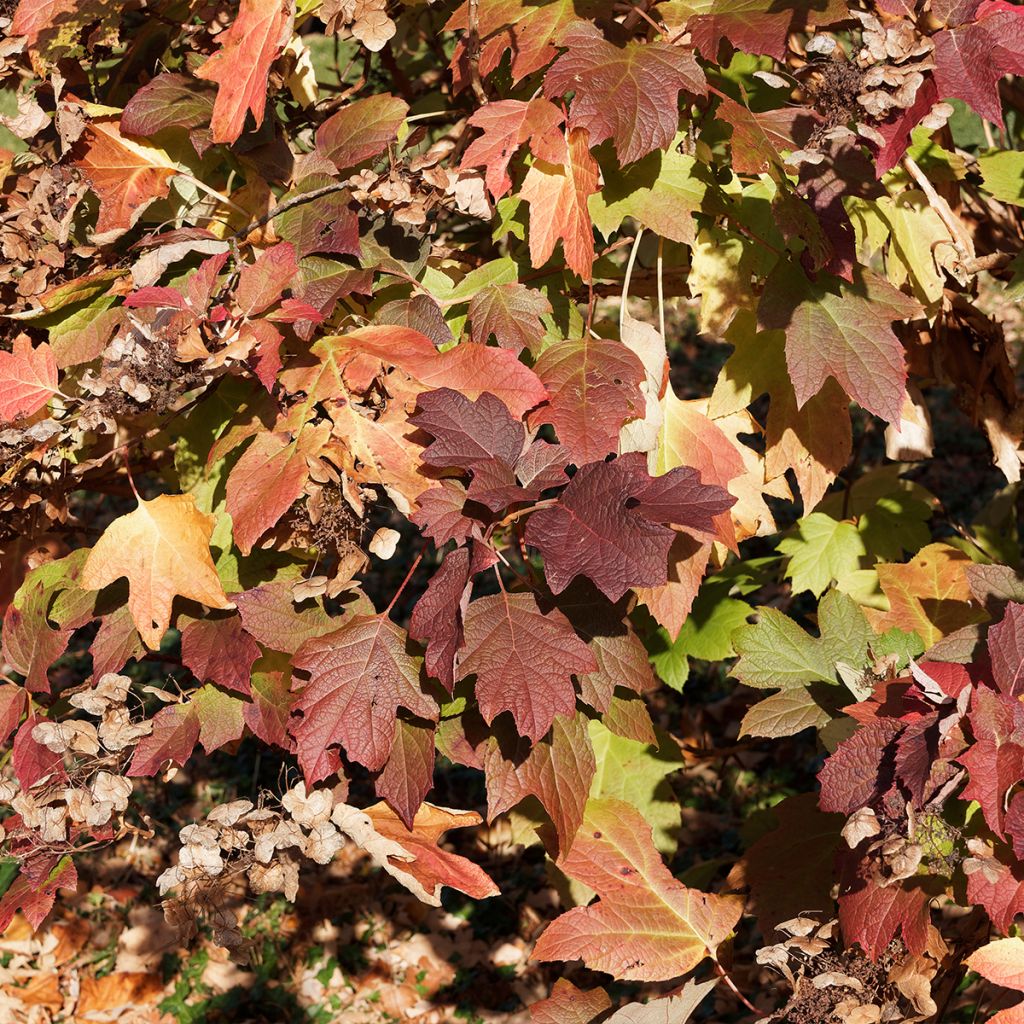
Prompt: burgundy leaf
<box><xmin>292</xmin><ymin>614</ymin><xmax>438</xmax><ymax>780</ymax></box>
<box><xmin>180</xmin><ymin>614</ymin><xmax>261</xmax><ymax>695</ymax></box>
<box><xmin>376</xmin><ymin>718</ymin><xmax>436</xmax><ymax>829</ymax></box>
<box><xmin>818</xmin><ymin>718</ymin><xmax>902</xmax><ymax>815</ymax></box>
<box><xmin>989</xmin><ymin>602</ymin><xmax>1024</xmax><ymax>698</ymax></box>
<box><xmin>456</xmin><ymin>591</ymin><xmax>596</xmax><ymax>743</ymax></box>
<box><xmin>525</xmin><ymin>453</ymin><xmax>734</xmax><ymax>602</ymax></box>
<box><xmin>409</xmin><ymin>546</ymin><xmax>472</xmax><ymax>692</ymax></box>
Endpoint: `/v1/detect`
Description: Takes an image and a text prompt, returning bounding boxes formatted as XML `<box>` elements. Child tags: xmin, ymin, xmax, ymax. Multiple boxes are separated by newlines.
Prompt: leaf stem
<box><xmin>489</xmin><ymin>498</ymin><xmax>557</xmax><ymax>533</ymax></box>
<box><xmin>714</xmin><ymin>961</ymin><xmax>764</xmax><ymax>1018</ymax></box>
<box><xmin>385</xmin><ymin>550</ymin><xmax>423</xmax><ymax>615</ymax></box>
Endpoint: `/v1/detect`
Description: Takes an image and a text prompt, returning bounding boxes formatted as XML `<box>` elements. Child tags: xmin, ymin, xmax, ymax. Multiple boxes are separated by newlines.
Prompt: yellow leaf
<box><xmin>81</xmin><ymin>494</ymin><xmax>233</xmax><ymax>649</ymax></box>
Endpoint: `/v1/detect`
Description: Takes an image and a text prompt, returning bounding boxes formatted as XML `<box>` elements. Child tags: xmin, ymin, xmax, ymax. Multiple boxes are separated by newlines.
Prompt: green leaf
<box><xmin>778</xmin><ymin>512</ymin><xmax>866</xmax><ymax>598</ymax></box>
<box><xmin>871</xmin><ymin>627</ymin><xmax>925</xmax><ymax>669</ymax></box>
<box><xmin>649</xmin><ymin>578</ymin><xmax>751</xmax><ymax>691</ymax></box>
<box><xmin>441</xmin><ymin>256</ymin><xmax>520</xmax><ymax>304</ymax></box>
<box><xmin>732</xmin><ymin>608</ymin><xmax>835</xmax><ymax>689</ymax></box>
<box><xmin>740</xmin><ymin>685</ymin><xmax>833</xmax><ymax>739</ymax></box>
<box><xmin>732</xmin><ymin>590</ymin><xmax>869</xmax><ymax>690</ymax></box>
<box><xmin>589</xmin><ymin>135</ymin><xmax>713</xmax><ymax>244</ymax></box>
<box><xmin>588</xmin><ymin>721</ymin><xmax>683</xmax><ymax>854</ymax></box>
<box><xmin>857</xmin><ymin>493</ymin><xmax>932</xmax><ymax>562</ymax></box>
<box><xmin>978</xmin><ymin>150</ymin><xmax>1024</xmax><ymax>206</ymax></box>
<box><xmin>818</xmin><ymin>588</ymin><xmax>872</xmax><ymax>669</ymax></box>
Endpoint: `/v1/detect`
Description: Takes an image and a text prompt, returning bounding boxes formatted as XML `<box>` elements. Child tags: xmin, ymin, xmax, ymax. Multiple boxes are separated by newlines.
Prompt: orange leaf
<box><xmin>968</xmin><ymin>937</ymin><xmax>1024</xmax><ymax>991</ymax></box>
<box><xmin>867</xmin><ymin>542</ymin><xmax>987</xmax><ymax>649</ymax></box>
<box><xmin>72</xmin><ymin>118</ymin><xmax>180</xmax><ymax>234</ymax></box>
<box><xmin>329</xmin><ymin>326</ymin><xmax>548</xmax><ymax>418</ymax></box>
<box><xmin>0</xmin><ymin>335</ymin><xmax>57</xmax><ymax>422</ymax></box>
<box><xmin>4</xmin><ymin>974</ymin><xmax>62</xmax><ymax>1010</ymax></box>
<box><xmin>75</xmin><ymin>971</ymin><xmax>165</xmax><ymax>1018</ymax></box>
<box><xmin>225</xmin><ymin>423</ymin><xmax>330</xmax><ymax>555</ymax></box>
<box><xmin>81</xmin><ymin>493</ymin><xmax>234</xmax><ymax>649</ymax></box>
<box><xmin>532</xmin><ymin>798</ymin><xmax>741</xmax><ymax>981</ymax></box>
<box><xmin>519</xmin><ymin>127</ymin><xmax>598</xmax><ymax>282</ymax></box>
<box><xmin>196</xmin><ymin>0</ymin><xmax>293</xmax><ymax>144</ymax></box>
<box><xmin>363</xmin><ymin>801</ymin><xmax>500</xmax><ymax>902</ymax></box>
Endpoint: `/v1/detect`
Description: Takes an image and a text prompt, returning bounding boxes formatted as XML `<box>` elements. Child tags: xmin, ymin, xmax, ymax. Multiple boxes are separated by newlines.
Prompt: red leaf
<box><xmin>242</xmin><ymin>320</ymin><xmax>284</xmax><ymax>392</ymax></box>
<box><xmin>90</xmin><ymin>604</ymin><xmax>146</xmax><ymax>679</ymax></box>
<box><xmin>468</xmin><ymin>282</ymin><xmax>552</xmax><ymax>354</ymax></box>
<box><xmin>456</xmin><ymin>591</ymin><xmax>596</xmax><ymax>743</ymax></box>
<box><xmin>544</xmin><ymin>22</ymin><xmax>706</xmax><ymax>164</ymax></box>
<box><xmin>718</xmin><ymin>95</ymin><xmax>819</xmax><ymax>175</ymax></box>
<box><xmin>894</xmin><ymin>712</ymin><xmax>940</xmax><ymax>808</ymax></box>
<box><xmin>484</xmin><ymin>711</ymin><xmax>596</xmax><ymax>855</ymax></box>
<box><xmin>408</xmin><ymin>546</ymin><xmax>472</xmax><ymax>692</ymax></box>
<box><xmin>194</xmin><ymin>0</ymin><xmax>292</xmax><ymax>144</ymax></box>
<box><xmin>411</xmin><ymin>388</ymin><xmax>526</xmax><ymax>475</ymax></box>
<box><xmin>869</xmin><ymin>76</ymin><xmax>939</xmax><ymax>177</ymax></box>
<box><xmin>818</xmin><ymin>719</ymin><xmax>902</xmax><ymax>815</ymax></box>
<box><xmin>0</xmin><ymin>336</ymin><xmax>58</xmax><ymax>422</ymax></box>
<box><xmin>315</xmin><ymin>94</ymin><xmax>409</xmax><ymax>171</ymax></box>
<box><xmin>0</xmin><ymin>684</ymin><xmax>26</xmax><ymax>746</ymax></box>
<box><xmin>127</xmin><ymin>703</ymin><xmax>200</xmax><ymax>777</ymax></box>
<box><xmin>461</xmin><ymin>98</ymin><xmax>564</xmax><ymax>199</ymax></box>
<box><xmin>2</xmin><ymin>573</ymin><xmax>72</xmax><ymax>694</ymax></box>
<box><xmin>758</xmin><ymin>262</ymin><xmax>920</xmax><ymax>423</ymax></box>
<box><xmin>13</xmin><ymin>716</ymin><xmax>66</xmax><ymax>789</ymax></box>
<box><xmin>120</xmin><ymin>73</ymin><xmax>216</xmax><ymax>137</ymax></box>
<box><xmin>0</xmin><ymin>856</ymin><xmax>77</xmax><ymax>932</ymax></box>
<box><xmin>292</xmin><ymin>614</ymin><xmax>438</xmax><ymax>779</ymax></box>
<box><xmin>578</xmin><ymin>626</ymin><xmax>655</xmax><ymax>714</ymax></box>
<box><xmin>273</xmin><ymin>179</ymin><xmax>360</xmax><ymax>260</ymax></box>
<box><xmin>180</xmin><ymin>614</ymin><xmax>261</xmax><ymax>695</ymax></box>
<box><xmin>411</xmin><ymin>482</ymin><xmax>483</xmax><ymax>548</ymax></box>
<box><xmin>837</xmin><ymin>874</ymin><xmax>934</xmax><ymax>959</ymax></box>
<box><xmin>531</xmin><ymin>337</ymin><xmax>647</xmax><ymax>464</ymax></box>
<box><xmin>128</xmin><ymin>686</ymin><xmax>245</xmax><ymax>776</ymax></box>
<box><xmin>989</xmin><ymin>603</ymin><xmax>1024</xmax><ymax>698</ymax></box>
<box><xmin>225</xmin><ymin>423</ymin><xmax>330</xmax><ymax>555</ymax></box>
<box><xmin>688</xmin><ymin>0</ymin><xmax>849</xmax><ymax>62</ymax></box>
<box><xmin>235</xmin><ymin>242</ymin><xmax>299</xmax><ymax>317</ymax></box>
<box><xmin>445</xmin><ymin>0</ymin><xmax>585</xmax><ymax>84</ymax></box>
<box><xmin>244</xmin><ymin>653</ymin><xmax>295</xmax><ymax>749</ymax></box>
<box><xmin>933</xmin><ymin>3</ymin><xmax>1024</xmax><ymax>127</ymax></box>
<box><xmin>519</xmin><ymin>127</ymin><xmax>599</xmax><ymax>282</ymax></box>
<box><xmin>958</xmin><ymin>739</ymin><xmax>1024</xmax><ymax>839</ymax></box>
<box><xmin>967</xmin><ymin>849</ymin><xmax>1024</xmax><ymax>933</ymax></box>
<box><xmin>376</xmin><ymin>718</ymin><xmax>436</xmax><ymax>829</ymax></box>
<box><xmin>525</xmin><ymin>452</ymin><xmax>734</xmax><ymax>602</ymax></box>
<box><xmin>532</xmin><ymin>798</ymin><xmax>742</xmax><ymax>981</ymax></box>
<box><xmin>530</xmin><ymin>980</ymin><xmax>611</xmax><ymax>1024</ymax></box>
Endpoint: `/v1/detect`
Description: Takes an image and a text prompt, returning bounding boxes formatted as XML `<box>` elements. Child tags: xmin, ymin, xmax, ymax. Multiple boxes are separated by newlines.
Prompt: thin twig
<box><xmin>232</xmin><ymin>182</ymin><xmax>351</xmax><ymax>241</ymax></box>
<box><xmin>464</xmin><ymin>0</ymin><xmax>488</xmax><ymax>105</ymax></box>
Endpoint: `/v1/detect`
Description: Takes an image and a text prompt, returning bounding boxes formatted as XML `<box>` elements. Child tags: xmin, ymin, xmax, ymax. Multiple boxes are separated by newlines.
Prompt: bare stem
<box><xmin>714</xmin><ymin>961</ymin><xmax>764</xmax><ymax>1018</ymax></box>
